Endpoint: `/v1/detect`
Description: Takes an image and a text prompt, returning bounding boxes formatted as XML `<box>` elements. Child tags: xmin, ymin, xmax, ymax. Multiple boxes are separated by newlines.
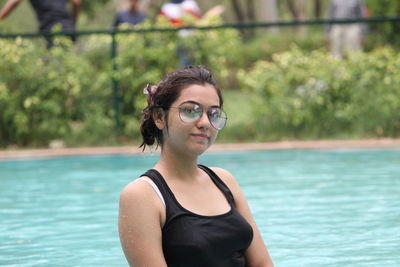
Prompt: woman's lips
<box><xmin>191</xmin><ymin>134</ymin><xmax>209</xmax><ymax>142</ymax></box>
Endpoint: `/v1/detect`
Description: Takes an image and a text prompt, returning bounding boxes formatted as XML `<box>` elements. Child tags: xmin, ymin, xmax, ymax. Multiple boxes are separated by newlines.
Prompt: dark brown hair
<box><xmin>139</xmin><ymin>65</ymin><xmax>223</xmax><ymax>150</ymax></box>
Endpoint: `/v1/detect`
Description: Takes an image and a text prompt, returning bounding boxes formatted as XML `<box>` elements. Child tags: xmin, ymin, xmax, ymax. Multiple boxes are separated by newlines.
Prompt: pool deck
<box><xmin>1</xmin><ymin>138</ymin><xmax>399</xmax><ymax>160</ymax></box>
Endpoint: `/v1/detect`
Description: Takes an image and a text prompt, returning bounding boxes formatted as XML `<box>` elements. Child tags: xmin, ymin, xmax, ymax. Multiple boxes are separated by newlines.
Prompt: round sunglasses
<box><xmin>169</xmin><ymin>101</ymin><xmax>227</xmax><ymax>130</ymax></box>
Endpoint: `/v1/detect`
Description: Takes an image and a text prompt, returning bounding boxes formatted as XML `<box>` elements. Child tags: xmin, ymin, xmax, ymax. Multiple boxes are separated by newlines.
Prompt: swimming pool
<box><xmin>0</xmin><ymin>149</ymin><xmax>399</xmax><ymax>266</ymax></box>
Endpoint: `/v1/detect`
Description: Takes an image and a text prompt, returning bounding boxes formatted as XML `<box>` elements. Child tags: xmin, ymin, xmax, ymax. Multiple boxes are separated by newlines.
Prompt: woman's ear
<box><xmin>153</xmin><ymin>108</ymin><xmax>165</xmax><ymax>130</ymax></box>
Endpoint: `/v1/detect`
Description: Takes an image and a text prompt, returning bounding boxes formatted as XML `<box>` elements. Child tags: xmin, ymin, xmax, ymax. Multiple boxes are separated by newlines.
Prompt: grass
<box><xmin>217</xmin><ymin>90</ymin><xmax>259</xmax><ymax>143</ymax></box>
<box><xmin>223</xmin><ymin>90</ymin><xmax>253</xmax><ymax>127</ymax></box>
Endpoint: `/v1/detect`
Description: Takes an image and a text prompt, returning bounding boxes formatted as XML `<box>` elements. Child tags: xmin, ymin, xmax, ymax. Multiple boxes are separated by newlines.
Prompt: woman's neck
<box><xmin>155</xmin><ymin>147</ymin><xmax>200</xmax><ymax>181</ymax></box>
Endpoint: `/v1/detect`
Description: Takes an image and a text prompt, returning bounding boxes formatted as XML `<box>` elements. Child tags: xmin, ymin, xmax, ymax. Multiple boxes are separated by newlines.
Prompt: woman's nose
<box><xmin>196</xmin><ymin>110</ymin><xmax>211</xmax><ymax>129</ymax></box>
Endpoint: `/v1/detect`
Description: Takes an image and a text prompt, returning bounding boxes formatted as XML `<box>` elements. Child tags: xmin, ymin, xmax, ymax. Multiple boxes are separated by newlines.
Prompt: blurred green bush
<box><xmin>0</xmin><ymin>19</ymin><xmax>399</xmax><ymax>148</ymax></box>
<box><xmin>0</xmin><ymin>17</ymin><xmax>244</xmax><ymax>148</ymax></box>
<box><xmin>0</xmin><ymin>37</ymin><xmax>113</xmax><ymax>147</ymax></box>
<box><xmin>238</xmin><ymin>46</ymin><xmax>400</xmax><ymax>140</ymax></box>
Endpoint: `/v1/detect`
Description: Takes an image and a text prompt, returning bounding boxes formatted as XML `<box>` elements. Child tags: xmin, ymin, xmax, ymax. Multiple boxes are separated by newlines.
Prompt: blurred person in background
<box><xmin>159</xmin><ymin>0</ymin><xmax>201</xmax><ymax>67</ymax></box>
<box><xmin>326</xmin><ymin>0</ymin><xmax>367</xmax><ymax>58</ymax></box>
<box><xmin>113</xmin><ymin>0</ymin><xmax>146</xmax><ymax>28</ymax></box>
<box><xmin>159</xmin><ymin>0</ymin><xmax>201</xmax><ymax>27</ymax></box>
<box><xmin>0</xmin><ymin>0</ymin><xmax>80</xmax><ymax>48</ymax></box>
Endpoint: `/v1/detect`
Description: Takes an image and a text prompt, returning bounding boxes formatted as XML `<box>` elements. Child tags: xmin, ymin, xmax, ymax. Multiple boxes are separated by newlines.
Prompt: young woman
<box><xmin>118</xmin><ymin>66</ymin><xmax>274</xmax><ymax>267</ymax></box>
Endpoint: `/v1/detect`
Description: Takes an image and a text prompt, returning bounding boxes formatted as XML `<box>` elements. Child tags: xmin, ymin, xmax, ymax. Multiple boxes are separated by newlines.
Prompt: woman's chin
<box><xmin>188</xmin><ymin>142</ymin><xmax>210</xmax><ymax>156</ymax></box>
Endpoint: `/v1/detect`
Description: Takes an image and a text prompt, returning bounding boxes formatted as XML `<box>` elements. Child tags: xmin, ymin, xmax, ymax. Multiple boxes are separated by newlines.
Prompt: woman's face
<box><xmin>161</xmin><ymin>83</ymin><xmax>221</xmax><ymax>156</ymax></box>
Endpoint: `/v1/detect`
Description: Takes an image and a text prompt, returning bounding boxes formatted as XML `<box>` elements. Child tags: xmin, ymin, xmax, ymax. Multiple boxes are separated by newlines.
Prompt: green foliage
<box><xmin>238</xmin><ymin>28</ymin><xmax>326</xmax><ymax>67</ymax></box>
<box><xmin>0</xmin><ymin>17</ymin><xmax>242</xmax><ymax>148</ymax></box>
<box><xmin>182</xmin><ymin>16</ymin><xmax>243</xmax><ymax>88</ymax></box>
<box><xmin>0</xmin><ymin>37</ymin><xmax>111</xmax><ymax>147</ymax></box>
<box><xmin>217</xmin><ymin>90</ymin><xmax>259</xmax><ymax>142</ymax></box>
<box><xmin>113</xmin><ymin>16</ymin><xmax>244</xmax><ymax>139</ymax></box>
<box><xmin>76</xmin><ymin>0</ymin><xmax>116</xmax><ymax>30</ymax></box>
<box><xmin>238</xmin><ymin>46</ymin><xmax>400</xmax><ymax>140</ymax></box>
<box><xmin>1</xmin><ymin>12</ymin><xmax>400</xmax><ymax>148</ymax></box>
<box><xmin>79</xmin><ymin>0</ymin><xmax>112</xmax><ymax>17</ymax></box>
<box><xmin>0</xmin><ymin>0</ymin><xmax>37</xmax><ymax>33</ymax></box>
<box><xmin>116</xmin><ymin>19</ymin><xmax>178</xmax><ymax>123</ymax></box>
<box><xmin>365</xmin><ymin>0</ymin><xmax>400</xmax><ymax>16</ymax></box>
<box><xmin>365</xmin><ymin>0</ymin><xmax>400</xmax><ymax>44</ymax></box>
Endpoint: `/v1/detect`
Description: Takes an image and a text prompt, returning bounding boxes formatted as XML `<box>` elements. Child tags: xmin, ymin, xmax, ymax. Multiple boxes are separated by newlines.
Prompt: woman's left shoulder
<box><xmin>209</xmin><ymin>167</ymin><xmax>241</xmax><ymax>190</ymax></box>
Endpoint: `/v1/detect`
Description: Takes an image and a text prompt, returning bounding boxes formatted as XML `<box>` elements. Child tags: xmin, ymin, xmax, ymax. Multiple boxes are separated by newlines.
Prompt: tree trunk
<box><xmin>246</xmin><ymin>0</ymin><xmax>256</xmax><ymax>22</ymax></box>
<box><xmin>230</xmin><ymin>0</ymin><xmax>245</xmax><ymax>23</ymax></box>
<box><xmin>245</xmin><ymin>0</ymin><xmax>256</xmax><ymax>38</ymax></box>
<box><xmin>297</xmin><ymin>0</ymin><xmax>306</xmax><ymax>20</ymax></box>
<box><xmin>259</xmin><ymin>0</ymin><xmax>279</xmax><ymax>33</ymax></box>
<box><xmin>314</xmin><ymin>0</ymin><xmax>322</xmax><ymax>19</ymax></box>
<box><xmin>286</xmin><ymin>0</ymin><xmax>306</xmax><ymax>19</ymax></box>
<box><xmin>286</xmin><ymin>0</ymin><xmax>299</xmax><ymax>20</ymax></box>
<box><xmin>286</xmin><ymin>0</ymin><xmax>307</xmax><ymax>34</ymax></box>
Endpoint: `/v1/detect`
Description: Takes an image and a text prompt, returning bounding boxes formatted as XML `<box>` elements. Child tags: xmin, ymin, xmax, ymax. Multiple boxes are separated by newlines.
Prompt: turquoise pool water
<box><xmin>0</xmin><ymin>149</ymin><xmax>399</xmax><ymax>266</ymax></box>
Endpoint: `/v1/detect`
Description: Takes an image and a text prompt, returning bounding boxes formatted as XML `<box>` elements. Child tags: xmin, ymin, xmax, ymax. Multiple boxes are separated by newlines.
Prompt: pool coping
<box><xmin>1</xmin><ymin>138</ymin><xmax>399</xmax><ymax>160</ymax></box>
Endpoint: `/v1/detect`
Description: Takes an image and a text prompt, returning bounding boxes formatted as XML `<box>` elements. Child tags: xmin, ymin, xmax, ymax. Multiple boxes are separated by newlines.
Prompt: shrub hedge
<box><xmin>238</xmin><ymin>46</ymin><xmax>400</xmax><ymax>140</ymax></box>
<box><xmin>0</xmin><ymin>37</ymin><xmax>114</xmax><ymax>147</ymax></box>
<box><xmin>0</xmin><ymin>20</ymin><xmax>399</xmax><ymax>148</ymax></box>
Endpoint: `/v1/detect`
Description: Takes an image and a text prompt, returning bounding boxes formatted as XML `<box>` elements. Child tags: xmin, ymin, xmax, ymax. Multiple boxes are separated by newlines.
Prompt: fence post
<box><xmin>111</xmin><ymin>31</ymin><xmax>121</xmax><ymax>134</ymax></box>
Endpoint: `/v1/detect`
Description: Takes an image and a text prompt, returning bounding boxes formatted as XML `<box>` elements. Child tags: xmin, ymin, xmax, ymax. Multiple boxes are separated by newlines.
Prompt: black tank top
<box><xmin>141</xmin><ymin>165</ymin><xmax>254</xmax><ymax>267</ymax></box>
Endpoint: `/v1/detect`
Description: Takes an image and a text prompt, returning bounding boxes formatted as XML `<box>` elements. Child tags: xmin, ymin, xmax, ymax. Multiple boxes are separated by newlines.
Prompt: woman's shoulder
<box><xmin>207</xmin><ymin>167</ymin><xmax>247</xmax><ymax>207</ymax></box>
<box><xmin>120</xmin><ymin>176</ymin><xmax>148</xmax><ymax>194</ymax></box>
<box><xmin>119</xmin><ymin>176</ymin><xmax>162</xmax><ymax>208</ymax></box>
<box><xmin>208</xmin><ymin>166</ymin><xmax>232</xmax><ymax>177</ymax></box>
<box><xmin>208</xmin><ymin>167</ymin><xmax>241</xmax><ymax>191</ymax></box>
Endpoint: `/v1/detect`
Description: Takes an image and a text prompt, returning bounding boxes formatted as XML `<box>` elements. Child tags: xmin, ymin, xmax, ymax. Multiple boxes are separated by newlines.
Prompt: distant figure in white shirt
<box><xmin>326</xmin><ymin>0</ymin><xmax>367</xmax><ymax>58</ymax></box>
<box><xmin>160</xmin><ymin>0</ymin><xmax>200</xmax><ymax>27</ymax></box>
<box><xmin>159</xmin><ymin>0</ymin><xmax>201</xmax><ymax>67</ymax></box>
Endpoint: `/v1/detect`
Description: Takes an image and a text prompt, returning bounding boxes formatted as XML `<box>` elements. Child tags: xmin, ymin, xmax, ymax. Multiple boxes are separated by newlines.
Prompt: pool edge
<box><xmin>1</xmin><ymin>138</ymin><xmax>400</xmax><ymax>160</ymax></box>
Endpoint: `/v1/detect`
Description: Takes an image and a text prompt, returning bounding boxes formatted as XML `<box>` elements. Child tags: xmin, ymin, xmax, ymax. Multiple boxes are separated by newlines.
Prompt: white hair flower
<box><xmin>143</xmin><ymin>84</ymin><xmax>157</xmax><ymax>95</ymax></box>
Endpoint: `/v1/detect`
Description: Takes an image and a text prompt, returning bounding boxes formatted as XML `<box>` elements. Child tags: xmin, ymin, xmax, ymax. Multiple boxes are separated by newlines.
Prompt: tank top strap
<box><xmin>140</xmin><ymin>169</ymin><xmax>163</xmax><ymax>189</ymax></box>
<box><xmin>198</xmin><ymin>164</ymin><xmax>236</xmax><ymax>207</ymax></box>
<box><xmin>140</xmin><ymin>169</ymin><xmax>183</xmax><ymax>219</ymax></box>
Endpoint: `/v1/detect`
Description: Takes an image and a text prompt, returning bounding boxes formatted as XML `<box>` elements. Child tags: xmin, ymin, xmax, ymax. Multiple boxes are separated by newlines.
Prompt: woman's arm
<box><xmin>118</xmin><ymin>179</ymin><xmax>168</xmax><ymax>267</ymax></box>
<box><xmin>212</xmin><ymin>168</ymin><xmax>275</xmax><ymax>267</ymax></box>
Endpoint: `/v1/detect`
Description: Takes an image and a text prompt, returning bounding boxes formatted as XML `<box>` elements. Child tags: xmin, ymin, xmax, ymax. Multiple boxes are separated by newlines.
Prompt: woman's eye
<box><xmin>209</xmin><ymin>109</ymin><xmax>221</xmax><ymax>118</ymax></box>
<box><xmin>181</xmin><ymin>107</ymin><xmax>200</xmax><ymax>118</ymax></box>
<box><xmin>182</xmin><ymin>107</ymin><xmax>195</xmax><ymax>114</ymax></box>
